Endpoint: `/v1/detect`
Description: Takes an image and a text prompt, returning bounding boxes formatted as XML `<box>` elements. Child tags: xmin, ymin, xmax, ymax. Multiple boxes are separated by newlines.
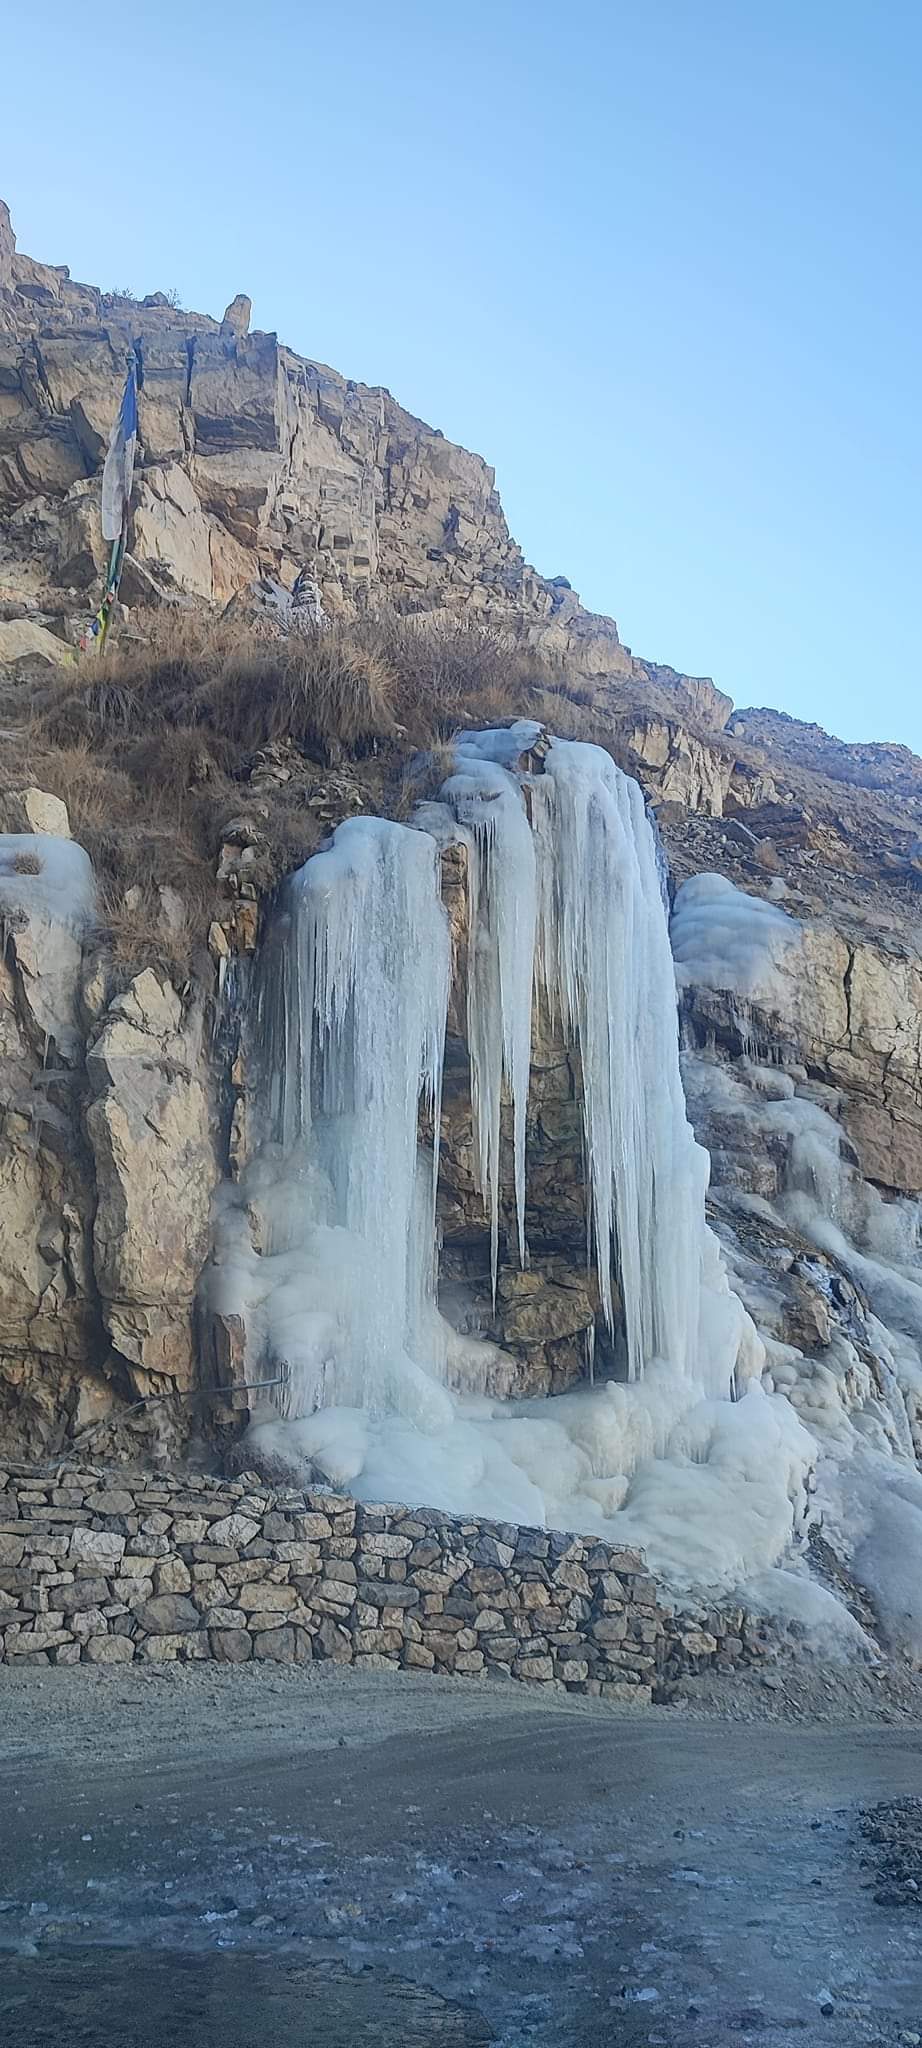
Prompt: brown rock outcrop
<box><xmin>0</xmin><ymin>201</ymin><xmax>725</xmax><ymax>724</ymax></box>
<box><xmin>0</xmin><ymin>841</ymin><xmax>219</xmax><ymax>1457</ymax></box>
<box><xmin>85</xmin><ymin>972</ymin><xmax>216</xmax><ymax>1391</ymax></box>
<box><xmin>0</xmin><ymin>885</ymin><xmax>101</xmax><ymax>1454</ymax></box>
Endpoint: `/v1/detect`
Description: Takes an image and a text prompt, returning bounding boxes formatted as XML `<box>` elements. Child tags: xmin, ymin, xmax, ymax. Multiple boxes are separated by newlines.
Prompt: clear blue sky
<box><xmin>5</xmin><ymin>1</ymin><xmax>921</xmax><ymax>748</ymax></box>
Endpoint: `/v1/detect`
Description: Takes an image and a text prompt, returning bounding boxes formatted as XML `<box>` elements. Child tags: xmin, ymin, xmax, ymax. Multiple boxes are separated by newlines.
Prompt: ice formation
<box><xmin>206</xmin><ymin>731</ymin><xmax>825</xmax><ymax>1601</ymax></box>
<box><xmin>679</xmin><ymin>883</ymin><xmax>922</xmax><ymax>1657</ymax></box>
<box><xmin>671</xmin><ymin>871</ymin><xmax>801</xmax><ymax>1006</ymax></box>
<box><xmin>439</xmin><ymin>734</ymin><xmax>537</xmax><ymax>1289</ymax></box>
<box><xmin>221</xmin><ymin>817</ymin><xmax>452</xmax><ymax>1423</ymax></box>
<box><xmin>0</xmin><ymin>833</ymin><xmax>95</xmax><ymax>931</ymax></box>
<box><xmin>530</xmin><ymin>743</ymin><xmax>709</xmax><ymax>1379</ymax></box>
<box><xmin>0</xmin><ymin>832</ymin><xmax>97</xmax><ymax>1057</ymax></box>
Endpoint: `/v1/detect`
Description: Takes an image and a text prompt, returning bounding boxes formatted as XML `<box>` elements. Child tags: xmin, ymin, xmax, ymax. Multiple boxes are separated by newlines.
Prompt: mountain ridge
<box><xmin>1</xmin><ymin>198</ymin><xmax>734</xmax><ymax>728</ymax></box>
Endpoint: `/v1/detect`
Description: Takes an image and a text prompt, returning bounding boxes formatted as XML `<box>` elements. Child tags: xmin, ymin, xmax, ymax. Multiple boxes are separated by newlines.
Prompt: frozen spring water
<box><xmin>206</xmin><ymin>736</ymin><xmax>830</xmax><ymax>1598</ymax></box>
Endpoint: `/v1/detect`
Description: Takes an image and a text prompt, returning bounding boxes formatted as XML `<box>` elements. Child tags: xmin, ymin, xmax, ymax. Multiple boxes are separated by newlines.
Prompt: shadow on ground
<box><xmin>0</xmin><ymin>1951</ymin><xmax>496</xmax><ymax>2048</ymax></box>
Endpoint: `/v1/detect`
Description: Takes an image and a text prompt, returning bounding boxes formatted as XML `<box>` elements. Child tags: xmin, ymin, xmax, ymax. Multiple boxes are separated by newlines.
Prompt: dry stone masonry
<box><xmin>0</xmin><ymin>1464</ymin><xmax>759</xmax><ymax>1694</ymax></box>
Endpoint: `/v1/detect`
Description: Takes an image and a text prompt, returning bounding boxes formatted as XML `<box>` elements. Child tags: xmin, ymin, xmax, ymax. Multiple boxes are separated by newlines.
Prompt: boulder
<box><xmin>70</xmin><ymin>1527</ymin><xmax>125</xmax><ymax>1568</ymax></box>
<box><xmin>130</xmin><ymin>461</ymin><xmax>215</xmax><ymax>598</ymax></box>
<box><xmin>210</xmin><ymin>1628</ymin><xmax>252</xmax><ymax>1661</ymax></box>
<box><xmin>135</xmin><ymin>1593</ymin><xmax>200</xmax><ymax>1633</ymax></box>
<box><xmin>3</xmin><ymin>788</ymin><xmax>71</xmax><ymax>837</ymax></box>
<box><xmin>83</xmin><ymin>1634</ymin><xmax>135</xmax><ymax>1663</ymax></box>
<box><xmin>0</xmin><ymin>620</ymin><xmax>74</xmax><ymax>667</ymax></box>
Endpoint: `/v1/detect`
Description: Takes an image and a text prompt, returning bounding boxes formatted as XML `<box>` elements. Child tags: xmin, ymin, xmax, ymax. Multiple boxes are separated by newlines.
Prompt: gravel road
<box><xmin>1</xmin><ymin>1662</ymin><xmax>921</xmax><ymax>2046</ymax></box>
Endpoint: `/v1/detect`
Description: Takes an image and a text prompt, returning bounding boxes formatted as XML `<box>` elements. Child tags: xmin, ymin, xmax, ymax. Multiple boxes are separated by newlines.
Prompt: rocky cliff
<box><xmin>0</xmin><ymin>199</ymin><xmax>730</xmax><ymax>728</ymax></box>
<box><xmin>3</xmin><ymin>203</ymin><xmax>922</xmax><ymax>1661</ymax></box>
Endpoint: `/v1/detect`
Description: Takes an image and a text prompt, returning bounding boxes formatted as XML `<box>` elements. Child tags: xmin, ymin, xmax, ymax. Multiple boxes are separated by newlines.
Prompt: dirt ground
<box><xmin>1</xmin><ymin>1662</ymin><xmax>921</xmax><ymax>2047</ymax></box>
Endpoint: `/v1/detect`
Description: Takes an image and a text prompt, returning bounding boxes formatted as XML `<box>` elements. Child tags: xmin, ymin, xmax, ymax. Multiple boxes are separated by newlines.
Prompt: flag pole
<box><xmin>81</xmin><ymin>532</ymin><xmax>126</xmax><ymax>655</ymax></box>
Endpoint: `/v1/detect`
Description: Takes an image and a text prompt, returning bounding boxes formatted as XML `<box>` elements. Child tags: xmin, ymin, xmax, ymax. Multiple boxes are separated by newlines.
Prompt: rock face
<box><xmin>4</xmin><ymin>715</ymin><xmax>922</xmax><ymax>1479</ymax></box>
<box><xmin>0</xmin><ymin>860</ymin><xmax>101</xmax><ymax>1455</ymax></box>
<box><xmin>85</xmin><ymin>972</ymin><xmax>215</xmax><ymax>1389</ymax></box>
<box><xmin>679</xmin><ymin>918</ymin><xmax>922</xmax><ymax>1195</ymax></box>
<box><xmin>0</xmin><ymin>201</ymin><xmax>726</xmax><ymax>722</ymax></box>
<box><xmin>0</xmin><ymin>858</ymin><xmax>218</xmax><ymax>1458</ymax></box>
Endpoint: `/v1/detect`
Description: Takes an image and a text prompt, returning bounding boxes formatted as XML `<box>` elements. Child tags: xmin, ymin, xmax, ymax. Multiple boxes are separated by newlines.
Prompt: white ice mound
<box><xmin>0</xmin><ymin>833</ymin><xmax>96</xmax><ymax>931</ymax></box>
<box><xmin>671</xmin><ymin>870</ymin><xmax>801</xmax><ymax>1005</ymax></box>
<box><xmin>211</xmin><ymin>732</ymin><xmax>820</xmax><ymax>1598</ymax></box>
<box><xmin>0</xmin><ymin>832</ymin><xmax>97</xmax><ymax>1056</ymax></box>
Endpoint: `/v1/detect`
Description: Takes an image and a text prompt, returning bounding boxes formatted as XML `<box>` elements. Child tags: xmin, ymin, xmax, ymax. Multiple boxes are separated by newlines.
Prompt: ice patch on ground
<box><xmin>815</xmin><ymin>1444</ymin><xmax>922</xmax><ymax>1664</ymax></box>
<box><xmin>741</xmin><ymin>1567</ymin><xmax>876</xmax><ymax>1660</ymax></box>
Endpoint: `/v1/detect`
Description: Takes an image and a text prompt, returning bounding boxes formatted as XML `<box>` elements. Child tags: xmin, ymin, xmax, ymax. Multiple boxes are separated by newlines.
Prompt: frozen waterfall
<box><xmin>209</xmin><ymin>730</ymin><xmax>813</xmax><ymax>1593</ymax></box>
<box><xmin>232</xmin><ymin>816</ymin><xmax>452</xmax><ymax>1423</ymax></box>
<box><xmin>438</xmin><ymin>735</ymin><xmax>537</xmax><ymax>1296</ymax></box>
<box><xmin>532</xmin><ymin>741</ymin><xmax>708</xmax><ymax>1379</ymax></box>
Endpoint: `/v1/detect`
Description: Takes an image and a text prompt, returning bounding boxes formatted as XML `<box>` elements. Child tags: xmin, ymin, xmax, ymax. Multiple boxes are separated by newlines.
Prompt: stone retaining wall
<box><xmin>0</xmin><ymin>1465</ymin><xmax>767</xmax><ymax>1694</ymax></box>
<box><xmin>0</xmin><ymin>1465</ymin><xmax>667</xmax><ymax>1695</ymax></box>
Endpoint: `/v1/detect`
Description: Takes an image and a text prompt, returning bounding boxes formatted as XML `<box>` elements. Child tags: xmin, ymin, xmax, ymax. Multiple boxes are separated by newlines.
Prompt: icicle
<box><xmin>240</xmin><ymin>816</ymin><xmax>452</xmax><ymax>1417</ymax></box>
<box><xmin>440</xmin><ymin>749</ymin><xmax>536</xmax><ymax>1296</ymax></box>
<box><xmin>531</xmin><ymin>740</ymin><xmax>707</xmax><ymax>1380</ymax></box>
<box><xmin>647</xmin><ymin>802</ymin><xmax>672</xmax><ymax>917</ymax></box>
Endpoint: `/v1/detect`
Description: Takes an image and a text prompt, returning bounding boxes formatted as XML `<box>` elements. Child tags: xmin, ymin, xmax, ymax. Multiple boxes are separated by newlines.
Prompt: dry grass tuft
<box><xmin>378</xmin><ymin>612</ymin><xmax>555</xmax><ymax>739</ymax></box>
<box><xmin>35</xmin><ymin>606</ymin><xmax>567</xmax><ymax>762</ymax></box>
<box><xmin>38</xmin><ymin>615</ymin><xmax>398</xmax><ymax>765</ymax></box>
<box><xmin>193</xmin><ymin>632</ymin><xmax>397</xmax><ymax>761</ymax></box>
<box><xmin>96</xmin><ymin>875</ymin><xmax>212</xmax><ymax>985</ymax></box>
<box><xmin>393</xmin><ymin>739</ymin><xmax>459</xmax><ymax>818</ymax></box>
<box><xmin>3</xmin><ymin>601</ymin><xmax>629</xmax><ymax>982</ymax></box>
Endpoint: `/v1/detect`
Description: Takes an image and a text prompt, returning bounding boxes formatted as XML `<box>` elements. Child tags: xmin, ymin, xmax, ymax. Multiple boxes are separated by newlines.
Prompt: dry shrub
<box><xmin>393</xmin><ymin>739</ymin><xmax>459</xmax><ymax>818</ymax></box>
<box><xmin>32</xmin><ymin>744</ymin><xmax>138</xmax><ymax>838</ymax></box>
<box><xmin>192</xmin><ymin>631</ymin><xmax>396</xmax><ymax>760</ymax></box>
<box><xmin>12</xmin><ymin>601</ymin><xmax>620</xmax><ymax>986</ymax></box>
<box><xmin>13</xmin><ymin>849</ymin><xmax>42</xmax><ymax>875</ymax></box>
<box><xmin>375</xmin><ymin>612</ymin><xmax>557</xmax><ymax>739</ymax></box>
<box><xmin>96</xmin><ymin>874</ymin><xmax>212</xmax><ymax>985</ymax></box>
<box><xmin>22</xmin><ymin>739</ymin><xmax>219</xmax><ymax>978</ymax></box>
<box><xmin>34</xmin><ymin>603</ymin><xmax>578</xmax><ymax>769</ymax></box>
<box><xmin>37</xmin><ymin>617</ymin><xmax>397</xmax><ymax>765</ymax></box>
<box><xmin>527</xmin><ymin>683</ymin><xmax>615</xmax><ymax>744</ymax></box>
<box><xmin>257</xmin><ymin>797</ymin><xmax>326</xmax><ymax>883</ymax></box>
<box><xmin>116</xmin><ymin>728</ymin><xmax>239</xmax><ymax>824</ymax></box>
